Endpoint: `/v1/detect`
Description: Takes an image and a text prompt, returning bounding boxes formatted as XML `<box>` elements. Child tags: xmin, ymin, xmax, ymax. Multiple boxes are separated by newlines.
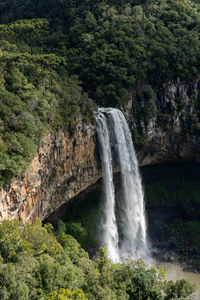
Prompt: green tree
<box><xmin>10</xmin><ymin>19</ymin><xmax>49</xmax><ymax>54</ymax></box>
<box><xmin>47</xmin><ymin>288</ymin><xmax>88</xmax><ymax>300</ymax></box>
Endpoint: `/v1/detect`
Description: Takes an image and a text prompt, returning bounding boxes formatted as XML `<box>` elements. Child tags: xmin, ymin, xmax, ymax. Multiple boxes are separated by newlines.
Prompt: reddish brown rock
<box><xmin>0</xmin><ymin>118</ymin><xmax>101</xmax><ymax>223</ymax></box>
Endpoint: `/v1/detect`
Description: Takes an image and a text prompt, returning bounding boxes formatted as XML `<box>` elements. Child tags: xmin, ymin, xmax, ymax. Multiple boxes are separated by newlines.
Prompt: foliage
<box><xmin>164</xmin><ymin>279</ymin><xmax>196</xmax><ymax>299</ymax></box>
<box><xmin>0</xmin><ymin>218</ymin><xmax>63</xmax><ymax>261</ymax></box>
<box><xmin>0</xmin><ymin>219</ymin><xmax>196</xmax><ymax>299</ymax></box>
<box><xmin>56</xmin><ymin>190</ymin><xmax>101</xmax><ymax>251</ymax></box>
<box><xmin>47</xmin><ymin>288</ymin><xmax>88</xmax><ymax>300</ymax></box>
<box><xmin>0</xmin><ymin>18</ymin><xmax>95</xmax><ymax>186</ymax></box>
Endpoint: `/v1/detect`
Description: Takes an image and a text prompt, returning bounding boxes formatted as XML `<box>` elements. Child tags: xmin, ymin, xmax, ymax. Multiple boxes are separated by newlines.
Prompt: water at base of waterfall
<box><xmin>96</xmin><ymin>107</ymin><xmax>152</xmax><ymax>263</ymax></box>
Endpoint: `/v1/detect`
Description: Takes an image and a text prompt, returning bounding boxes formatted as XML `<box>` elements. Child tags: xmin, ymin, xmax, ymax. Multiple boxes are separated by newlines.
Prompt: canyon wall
<box><xmin>0</xmin><ymin>117</ymin><xmax>101</xmax><ymax>223</ymax></box>
<box><xmin>1</xmin><ymin>80</ymin><xmax>200</xmax><ymax>223</ymax></box>
<box><xmin>123</xmin><ymin>79</ymin><xmax>200</xmax><ymax>164</ymax></box>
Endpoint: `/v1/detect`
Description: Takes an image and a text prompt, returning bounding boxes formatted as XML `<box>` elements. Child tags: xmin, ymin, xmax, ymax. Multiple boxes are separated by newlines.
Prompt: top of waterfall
<box><xmin>97</xmin><ymin>107</ymin><xmax>123</xmax><ymax>117</ymax></box>
<box><xmin>98</xmin><ymin>107</ymin><xmax>119</xmax><ymax>112</ymax></box>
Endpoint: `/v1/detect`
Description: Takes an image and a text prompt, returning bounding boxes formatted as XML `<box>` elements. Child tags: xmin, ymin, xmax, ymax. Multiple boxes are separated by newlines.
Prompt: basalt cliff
<box><xmin>0</xmin><ymin>118</ymin><xmax>101</xmax><ymax>223</ymax></box>
<box><xmin>1</xmin><ymin>80</ymin><xmax>200</xmax><ymax>223</ymax></box>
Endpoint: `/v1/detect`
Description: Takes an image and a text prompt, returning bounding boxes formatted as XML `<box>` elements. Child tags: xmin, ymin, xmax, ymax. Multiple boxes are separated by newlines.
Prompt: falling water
<box><xmin>96</xmin><ymin>107</ymin><xmax>151</xmax><ymax>263</ymax></box>
<box><xmin>96</xmin><ymin>111</ymin><xmax>120</xmax><ymax>262</ymax></box>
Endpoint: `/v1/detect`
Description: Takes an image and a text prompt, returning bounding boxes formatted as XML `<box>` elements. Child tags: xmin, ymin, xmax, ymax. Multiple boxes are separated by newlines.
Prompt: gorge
<box><xmin>1</xmin><ymin>0</ymin><xmax>200</xmax><ymax>298</ymax></box>
<box><xmin>1</xmin><ymin>80</ymin><xmax>200</xmax><ymax>274</ymax></box>
<box><xmin>1</xmin><ymin>79</ymin><xmax>200</xmax><ymax>225</ymax></box>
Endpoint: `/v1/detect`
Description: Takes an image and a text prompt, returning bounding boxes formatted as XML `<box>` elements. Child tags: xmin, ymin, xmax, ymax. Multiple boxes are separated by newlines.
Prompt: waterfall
<box><xmin>96</xmin><ymin>111</ymin><xmax>120</xmax><ymax>262</ymax></box>
<box><xmin>96</xmin><ymin>107</ymin><xmax>151</xmax><ymax>263</ymax></box>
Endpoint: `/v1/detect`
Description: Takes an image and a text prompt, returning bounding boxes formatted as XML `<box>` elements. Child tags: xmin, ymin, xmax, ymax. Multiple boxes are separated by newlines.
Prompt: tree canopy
<box><xmin>0</xmin><ymin>219</ymin><xmax>196</xmax><ymax>299</ymax></box>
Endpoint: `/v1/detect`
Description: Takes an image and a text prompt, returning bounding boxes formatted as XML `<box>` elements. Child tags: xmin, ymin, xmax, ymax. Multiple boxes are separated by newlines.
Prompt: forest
<box><xmin>0</xmin><ymin>0</ymin><xmax>200</xmax><ymax>299</ymax></box>
<box><xmin>0</xmin><ymin>219</ymin><xmax>196</xmax><ymax>299</ymax></box>
<box><xmin>1</xmin><ymin>0</ymin><xmax>200</xmax><ymax>185</ymax></box>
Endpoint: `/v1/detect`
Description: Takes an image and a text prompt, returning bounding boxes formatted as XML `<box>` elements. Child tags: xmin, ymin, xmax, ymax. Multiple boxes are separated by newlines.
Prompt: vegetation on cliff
<box><xmin>1</xmin><ymin>0</ymin><xmax>200</xmax><ymax>183</ymax></box>
<box><xmin>0</xmin><ymin>19</ymin><xmax>94</xmax><ymax>186</ymax></box>
<box><xmin>0</xmin><ymin>219</ymin><xmax>196</xmax><ymax>299</ymax></box>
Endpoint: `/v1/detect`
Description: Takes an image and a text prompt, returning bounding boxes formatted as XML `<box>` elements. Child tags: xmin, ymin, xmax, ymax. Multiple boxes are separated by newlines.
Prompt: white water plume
<box><xmin>96</xmin><ymin>110</ymin><xmax>120</xmax><ymax>262</ymax></box>
<box><xmin>96</xmin><ymin>107</ymin><xmax>151</xmax><ymax>263</ymax></box>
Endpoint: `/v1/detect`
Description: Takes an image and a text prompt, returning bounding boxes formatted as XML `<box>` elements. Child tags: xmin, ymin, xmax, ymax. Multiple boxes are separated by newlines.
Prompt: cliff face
<box><xmin>1</xmin><ymin>80</ymin><xmax>200</xmax><ymax>223</ymax></box>
<box><xmin>123</xmin><ymin>79</ymin><xmax>200</xmax><ymax>165</ymax></box>
<box><xmin>0</xmin><ymin>117</ymin><xmax>101</xmax><ymax>223</ymax></box>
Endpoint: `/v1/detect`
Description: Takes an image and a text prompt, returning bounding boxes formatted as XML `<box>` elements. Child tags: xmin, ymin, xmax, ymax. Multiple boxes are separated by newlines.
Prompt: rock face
<box><xmin>123</xmin><ymin>79</ymin><xmax>200</xmax><ymax>165</ymax></box>
<box><xmin>0</xmin><ymin>117</ymin><xmax>101</xmax><ymax>223</ymax></box>
<box><xmin>1</xmin><ymin>79</ymin><xmax>200</xmax><ymax>223</ymax></box>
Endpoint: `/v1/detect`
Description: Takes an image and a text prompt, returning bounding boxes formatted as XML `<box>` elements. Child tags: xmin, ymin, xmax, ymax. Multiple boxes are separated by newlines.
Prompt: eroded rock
<box><xmin>0</xmin><ymin>117</ymin><xmax>101</xmax><ymax>223</ymax></box>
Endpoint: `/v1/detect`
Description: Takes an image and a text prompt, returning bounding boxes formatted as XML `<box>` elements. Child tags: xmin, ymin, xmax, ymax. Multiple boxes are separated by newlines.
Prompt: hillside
<box><xmin>1</xmin><ymin>0</ymin><xmax>200</xmax><ymax>185</ymax></box>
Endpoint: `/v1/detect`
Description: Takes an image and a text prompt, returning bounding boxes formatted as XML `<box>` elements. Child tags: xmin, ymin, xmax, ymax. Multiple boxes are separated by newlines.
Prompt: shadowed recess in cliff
<box><xmin>96</xmin><ymin>107</ymin><xmax>152</xmax><ymax>263</ymax></box>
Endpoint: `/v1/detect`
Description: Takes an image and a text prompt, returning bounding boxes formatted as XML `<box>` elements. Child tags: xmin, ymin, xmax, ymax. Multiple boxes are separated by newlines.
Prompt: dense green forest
<box><xmin>1</xmin><ymin>0</ymin><xmax>200</xmax><ymax>185</ymax></box>
<box><xmin>0</xmin><ymin>219</ymin><xmax>196</xmax><ymax>299</ymax></box>
<box><xmin>0</xmin><ymin>18</ymin><xmax>95</xmax><ymax>186</ymax></box>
